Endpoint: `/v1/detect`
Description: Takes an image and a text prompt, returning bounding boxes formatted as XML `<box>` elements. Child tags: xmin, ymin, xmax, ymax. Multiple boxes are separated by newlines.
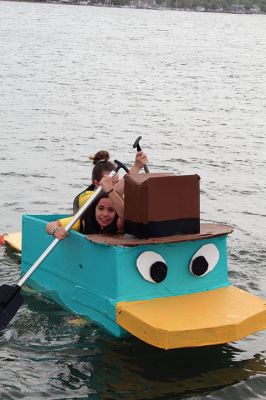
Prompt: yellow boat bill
<box><xmin>116</xmin><ymin>286</ymin><xmax>266</xmax><ymax>350</ymax></box>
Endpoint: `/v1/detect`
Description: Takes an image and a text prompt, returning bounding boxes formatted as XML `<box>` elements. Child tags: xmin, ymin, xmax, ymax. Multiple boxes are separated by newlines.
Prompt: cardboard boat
<box><xmin>20</xmin><ymin>174</ymin><xmax>266</xmax><ymax>349</ymax></box>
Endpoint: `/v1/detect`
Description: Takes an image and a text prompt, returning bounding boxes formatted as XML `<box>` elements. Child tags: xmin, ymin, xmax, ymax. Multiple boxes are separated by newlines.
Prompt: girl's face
<box><xmin>95</xmin><ymin>198</ymin><xmax>116</xmax><ymax>228</ymax></box>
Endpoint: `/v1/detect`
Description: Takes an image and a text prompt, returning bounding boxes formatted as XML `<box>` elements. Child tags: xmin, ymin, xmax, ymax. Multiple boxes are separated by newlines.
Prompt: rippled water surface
<box><xmin>0</xmin><ymin>2</ymin><xmax>265</xmax><ymax>399</ymax></box>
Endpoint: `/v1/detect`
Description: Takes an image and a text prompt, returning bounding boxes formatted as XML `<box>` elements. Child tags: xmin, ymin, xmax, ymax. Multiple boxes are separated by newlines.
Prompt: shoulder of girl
<box><xmin>79</xmin><ymin>191</ymin><xmax>95</xmax><ymax>208</ymax></box>
<box><xmin>80</xmin><ymin>190</ymin><xmax>94</xmax><ymax>199</ymax></box>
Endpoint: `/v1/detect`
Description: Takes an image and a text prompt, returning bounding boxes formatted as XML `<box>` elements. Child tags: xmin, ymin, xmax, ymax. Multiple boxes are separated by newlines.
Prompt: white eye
<box><xmin>136</xmin><ymin>251</ymin><xmax>168</xmax><ymax>283</ymax></box>
<box><xmin>189</xmin><ymin>244</ymin><xmax>219</xmax><ymax>277</ymax></box>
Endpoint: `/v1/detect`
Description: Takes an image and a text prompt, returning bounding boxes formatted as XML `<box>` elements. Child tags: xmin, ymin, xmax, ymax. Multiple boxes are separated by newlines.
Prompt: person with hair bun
<box><xmin>45</xmin><ymin>148</ymin><xmax>148</xmax><ymax>238</ymax></box>
<box><xmin>73</xmin><ymin>150</ymin><xmax>117</xmax><ymax>212</ymax></box>
<box><xmin>73</xmin><ymin>149</ymin><xmax>148</xmax><ymax>212</ymax></box>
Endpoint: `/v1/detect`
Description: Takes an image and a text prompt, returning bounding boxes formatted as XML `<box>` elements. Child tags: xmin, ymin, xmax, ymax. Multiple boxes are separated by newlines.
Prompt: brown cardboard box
<box><xmin>124</xmin><ymin>173</ymin><xmax>200</xmax><ymax>238</ymax></box>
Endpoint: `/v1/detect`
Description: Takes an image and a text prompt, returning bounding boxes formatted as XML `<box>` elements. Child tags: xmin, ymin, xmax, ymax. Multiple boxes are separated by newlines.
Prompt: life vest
<box><xmin>73</xmin><ymin>184</ymin><xmax>95</xmax><ymax>213</ymax></box>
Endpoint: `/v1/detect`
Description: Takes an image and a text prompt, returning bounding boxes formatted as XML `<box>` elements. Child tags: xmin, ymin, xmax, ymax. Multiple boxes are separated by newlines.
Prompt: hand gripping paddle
<box><xmin>133</xmin><ymin>136</ymin><xmax>150</xmax><ymax>173</ymax></box>
<box><xmin>0</xmin><ymin>160</ymin><xmax>129</xmax><ymax>332</ymax></box>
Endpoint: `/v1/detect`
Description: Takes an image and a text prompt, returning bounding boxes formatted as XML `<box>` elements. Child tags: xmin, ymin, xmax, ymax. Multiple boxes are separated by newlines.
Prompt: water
<box><xmin>0</xmin><ymin>2</ymin><xmax>265</xmax><ymax>398</ymax></box>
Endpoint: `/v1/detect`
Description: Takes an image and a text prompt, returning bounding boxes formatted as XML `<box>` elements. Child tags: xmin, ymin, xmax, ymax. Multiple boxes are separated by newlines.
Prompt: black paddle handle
<box><xmin>133</xmin><ymin>136</ymin><xmax>150</xmax><ymax>173</ymax></box>
<box><xmin>114</xmin><ymin>160</ymin><xmax>129</xmax><ymax>174</ymax></box>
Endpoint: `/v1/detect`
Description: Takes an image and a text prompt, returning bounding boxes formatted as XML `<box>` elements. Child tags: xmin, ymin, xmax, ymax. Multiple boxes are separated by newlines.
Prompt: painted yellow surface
<box><xmin>21</xmin><ymin>286</ymin><xmax>35</xmax><ymax>293</ymax></box>
<box><xmin>67</xmin><ymin>317</ymin><xmax>87</xmax><ymax>326</ymax></box>
<box><xmin>116</xmin><ymin>286</ymin><xmax>266</xmax><ymax>350</ymax></box>
<box><xmin>59</xmin><ymin>216</ymin><xmax>80</xmax><ymax>231</ymax></box>
<box><xmin>4</xmin><ymin>232</ymin><xmax>22</xmax><ymax>252</ymax></box>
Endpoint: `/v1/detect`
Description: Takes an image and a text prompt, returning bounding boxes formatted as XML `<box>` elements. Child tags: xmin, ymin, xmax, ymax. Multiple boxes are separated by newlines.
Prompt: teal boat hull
<box><xmin>21</xmin><ymin>214</ymin><xmax>127</xmax><ymax>336</ymax></box>
<box><xmin>21</xmin><ymin>214</ymin><xmax>232</xmax><ymax>338</ymax></box>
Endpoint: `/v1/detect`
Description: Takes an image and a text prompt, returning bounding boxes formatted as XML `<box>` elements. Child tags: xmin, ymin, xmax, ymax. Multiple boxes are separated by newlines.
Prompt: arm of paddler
<box><xmin>114</xmin><ymin>151</ymin><xmax>148</xmax><ymax>196</ymax></box>
<box><xmin>59</xmin><ymin>216</ymin><xmax>80</xmax><ymax>231</ymax></box>
<box><xmin>46</xmin><ymin>216</ymin><xmax>80</xmax><ymax>241</ymax></box>
<box><xmin>130</xmin><ymin>150</ymin><xmax>148</xmax><ymax>174</ymax></box>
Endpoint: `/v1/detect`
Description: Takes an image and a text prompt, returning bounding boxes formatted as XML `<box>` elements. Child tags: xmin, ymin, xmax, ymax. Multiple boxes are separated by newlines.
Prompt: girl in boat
<box><xmin>46</xmin><ymin>149</ymin><xmax>147</xmax><ymax>239</ymax></box>
<box><xmin>73</xmin><ymin>150</ymin><xmax>117</xmax><ymax>213</ymax></box>
<box><xmin>73</xmin><ymin>149</ymin><xmax>147</xmax><ymax>211</ymax></box>
<box><xmin>46</xmin><ymin>174</ymin><xmax>124</xmax><ymax>239</ymax></box>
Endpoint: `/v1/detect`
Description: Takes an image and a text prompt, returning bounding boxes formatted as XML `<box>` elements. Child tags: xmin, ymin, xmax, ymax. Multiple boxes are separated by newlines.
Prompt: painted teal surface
<box><xmin>115</xmin><ymin>237</ymin><xmax>229</xmax><ymax>301</ymax></box>
<box><xmin>21</xmin><ymin>214</ymin><xmax>230</xmax><ymax>337</ymax></box>
<box><xmin>22</xmin><ymin>214</ymin><xmax>125</xmax><ymax>336</ymax></box>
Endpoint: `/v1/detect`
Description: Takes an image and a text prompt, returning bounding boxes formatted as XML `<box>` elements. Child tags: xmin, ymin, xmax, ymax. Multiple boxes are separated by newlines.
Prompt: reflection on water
<box><xmin>98</xmin><ymin>337</ymin><xmax>265</xmax><ymax>399</ymax></box>
<box><xmin>0</xmin><ymin>283</ymin><xmax>264</xmax><ymax>399</ymax></box>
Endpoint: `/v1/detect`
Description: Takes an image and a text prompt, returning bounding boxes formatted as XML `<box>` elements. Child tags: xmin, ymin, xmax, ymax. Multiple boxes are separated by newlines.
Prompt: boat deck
<box><xmin>86</xmin><ymin>223</ymin><xmax>233</xmax><ymax>247</ymax></box>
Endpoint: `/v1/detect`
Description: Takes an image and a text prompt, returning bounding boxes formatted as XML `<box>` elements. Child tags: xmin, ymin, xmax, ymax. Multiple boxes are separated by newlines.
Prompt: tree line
<box><xmin>110</xmin><ymin>0</ymin><xmax>266</xmax><ymax>12</ymax></box>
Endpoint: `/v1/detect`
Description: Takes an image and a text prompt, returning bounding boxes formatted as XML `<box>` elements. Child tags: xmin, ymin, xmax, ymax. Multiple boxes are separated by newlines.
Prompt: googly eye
<box><xmin>189</xmin><ymin>244</ymin><xmax>219</xmax><ymax>277</ymax></box>
<box><xmin>136</xmin><ymin>251</ymin><xmax>168</xmax><ymax>283</ymax></box>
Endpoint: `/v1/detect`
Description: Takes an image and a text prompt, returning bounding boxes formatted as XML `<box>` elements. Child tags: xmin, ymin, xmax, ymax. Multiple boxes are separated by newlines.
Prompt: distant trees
<box><xmin>27</xmin><ymin>0</ymin><xmax>266</xmax><ymax>12</ymax></box>
<box><xmin>145</xmin><ymin>0</ymin><xmax>264</xmax><ymax>11</ymax></box>
<box><xmin>259</xmin><ymin>0</ymin><xmax>266</xmax><ymax>11</ymax></box>
<box><xmin>156</xmin><ymin>0</ymin><xmax>264</xmax><ymax>11</ymax></box>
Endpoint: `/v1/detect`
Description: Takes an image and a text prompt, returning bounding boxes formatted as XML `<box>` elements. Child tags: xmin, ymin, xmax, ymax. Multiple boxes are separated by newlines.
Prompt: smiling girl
<box><xmin>46</xmin><ymin>175</ymin><xmax>124</xmax><ymax>240</ymax></box>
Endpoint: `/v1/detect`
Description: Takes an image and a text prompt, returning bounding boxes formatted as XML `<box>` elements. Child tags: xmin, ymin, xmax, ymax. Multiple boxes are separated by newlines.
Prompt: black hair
<box><xmin>79</xmin><ymin>193</ymin><xmax>119</xmax><ymax>235</ymax></box>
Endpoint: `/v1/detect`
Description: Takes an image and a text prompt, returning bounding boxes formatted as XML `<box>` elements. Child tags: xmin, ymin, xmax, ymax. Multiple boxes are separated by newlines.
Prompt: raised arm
<box><xmin>114</xmin><ymin>151</ymin><xmax>148</xmax><ymax>196</ymax></box>
<box><xmin>129</xmin><ymin>151</ymin><xmax>148</xmax><ymax>174</ymax></box>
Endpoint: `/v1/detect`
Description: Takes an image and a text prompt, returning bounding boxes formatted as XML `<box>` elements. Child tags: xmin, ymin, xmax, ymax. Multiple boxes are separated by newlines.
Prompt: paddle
<box><xmin>0</xmin><ymin>160</ymin><xmax>129</xmax><ymax>332</ymax></box>
<box><xmin>133</xmin><ymin>136</ymin><xmax>150</xmax><ymax>173</ymax></box>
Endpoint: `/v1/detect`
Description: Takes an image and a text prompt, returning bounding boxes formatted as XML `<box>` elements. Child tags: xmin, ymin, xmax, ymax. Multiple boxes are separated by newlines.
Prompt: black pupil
<box><xmin>150</xmin><ymin>261</ymin><xmax>167</xmax><ymax>283</ymax></box>
<box><xmin>191</xmin><ymin>256</ymin><xmax>208</xmax><ymax>276</ymax></box>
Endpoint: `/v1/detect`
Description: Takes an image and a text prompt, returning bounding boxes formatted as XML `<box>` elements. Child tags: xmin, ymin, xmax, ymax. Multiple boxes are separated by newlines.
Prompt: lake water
<box><xmin>0</xmin><ymin>2</ymin><xmax>265</xmax><ymax>399</ymax></box>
